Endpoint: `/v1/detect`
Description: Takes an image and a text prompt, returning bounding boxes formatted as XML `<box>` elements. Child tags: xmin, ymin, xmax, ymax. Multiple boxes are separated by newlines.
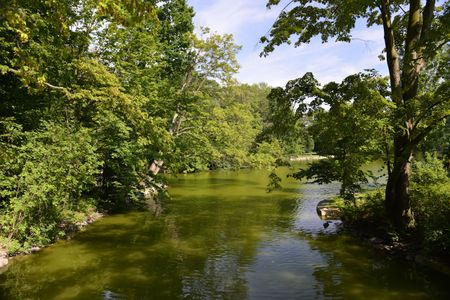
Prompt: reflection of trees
<box><xmin>181</xmin><ymin>251</ymin><xmax>248</xmax><ymax>299</ymax></box>
<box><xmin>163</xmin><ymin>188</ymin><xmax>300</xmax><ymax>298</ymax></box>
<box><xmin>0</xmin><ymin>215</ymin><xmax>186</xmax><ymax>299</ymax></box>
<box><xmin>0</xmin><ymin>170</ymin><xmax>301</xmax><ymax>299</ymax></box>
<box><xmin>302</xmin><ymin>233</ymin><xmax>449</xmax><ymax>300</ymax></box>
<box><xmin>5</xmin><ymin>167</ymin><xmax>448</xmax><ymax>300</ymax></box>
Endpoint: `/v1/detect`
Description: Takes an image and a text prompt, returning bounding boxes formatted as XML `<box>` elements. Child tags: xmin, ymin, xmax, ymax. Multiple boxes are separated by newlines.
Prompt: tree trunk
<box><xmin>385</xmin><ymin>133</ymin><xmax>415</xmax><ymax>230</ymax></box>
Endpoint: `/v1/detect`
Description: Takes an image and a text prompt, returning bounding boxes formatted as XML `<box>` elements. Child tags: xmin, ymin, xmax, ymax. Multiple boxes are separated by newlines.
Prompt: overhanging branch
<box><xmin>44</xmin><ymin>82</ymin><xmax>67</xmax><ymax>91</ymax></box>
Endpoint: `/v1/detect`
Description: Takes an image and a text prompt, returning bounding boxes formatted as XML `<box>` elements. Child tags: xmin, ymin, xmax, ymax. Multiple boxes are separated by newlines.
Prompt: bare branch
<box><xmin>393</xmin><ymin>2</ymin><xmax>407</xmax><ymax>14</ymax></box>
<box><xmin>44</xmin><ymin>82</ymin><xmax>67</xmax><ymax>91</ymax></box>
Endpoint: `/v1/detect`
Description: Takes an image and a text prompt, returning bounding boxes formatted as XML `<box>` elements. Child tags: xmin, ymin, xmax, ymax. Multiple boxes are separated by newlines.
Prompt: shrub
<box><xmin>411</xmin><ymin>154</ymin><xmax>450</xmax><ymax>255</ymax></box>
<box><xmin>0</xmin><ymin>122</ymin><xmax>102</xmax><ymax>251</ymax></box>
<box><xmin>338</xmin><ymin>190</ymin><xmax>387</xmax><ymax>234</ymax></box>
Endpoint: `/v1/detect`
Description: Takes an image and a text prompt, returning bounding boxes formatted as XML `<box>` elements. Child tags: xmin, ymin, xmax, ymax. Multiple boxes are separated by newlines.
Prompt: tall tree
<box><xmin>261</xmin><ymin>0</ymin><xmax>449</xmax><ymax>229</ymax></box>
<box><xmin>269</xmin><ymin>71</ymin><xmax>390</xmax><ymax>199</ymax></box>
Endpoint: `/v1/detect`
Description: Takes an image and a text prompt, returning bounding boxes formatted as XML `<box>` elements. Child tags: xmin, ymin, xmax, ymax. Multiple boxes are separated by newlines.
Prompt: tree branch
<box><xmin>420</xmin><ymin>0</ymin><xmax>436</xmax><ymax>45</ymax></box>
<box><xmin>379</xmin><ymin>0</ymin><xmax>403</xmax><ymax>104</ymax></box>
<box><xmin>44</xmin><ymin>82</ymin><xmax>67</xmax><ymax>91</ymax></box>
<box><xmin>175</xmin><ymin>126</ymin><xmax>196</xmax><ymax>137</ymax></box>
<box><xmin>412</xmin><ymin>98</ymin><xmax>448</xmax><ymax>131</ymax></box>
<box><xmin>412</xmin><ymin>114</ymin><xmax>450</xmax><ymax>145</ymax></box>
<box><xmin>262</xmin><ymin>0</ymin><xmax>295</xmax><ymax>39</ymax></box>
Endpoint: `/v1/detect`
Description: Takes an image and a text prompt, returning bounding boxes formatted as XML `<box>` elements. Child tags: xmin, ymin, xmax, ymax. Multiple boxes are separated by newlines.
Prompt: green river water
<box><xmin>0</xmin><ymin>166</ymin><xmax>449</xmax><ymax>299</ymax></box>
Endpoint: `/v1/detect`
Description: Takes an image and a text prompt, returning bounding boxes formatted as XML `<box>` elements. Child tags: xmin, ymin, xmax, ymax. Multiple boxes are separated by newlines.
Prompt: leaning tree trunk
<box><xmin>385</xmin><ymin>130</ymin><xmax>415</xmax><ymax>230</ymax></box>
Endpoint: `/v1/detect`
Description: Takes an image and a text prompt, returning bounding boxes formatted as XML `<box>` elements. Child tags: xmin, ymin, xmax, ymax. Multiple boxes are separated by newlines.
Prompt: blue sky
<box><xmin>188</xmin><ymin>0</ymin><xmax>388</xmax><ymax>87</ymax></box>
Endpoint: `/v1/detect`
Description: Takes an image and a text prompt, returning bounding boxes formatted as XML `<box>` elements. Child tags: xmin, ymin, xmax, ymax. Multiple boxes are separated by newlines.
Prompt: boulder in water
<box><xmin>316</xmin><ymin>199</ymin><xmax>340</xmax><ymax>220</ymax></box>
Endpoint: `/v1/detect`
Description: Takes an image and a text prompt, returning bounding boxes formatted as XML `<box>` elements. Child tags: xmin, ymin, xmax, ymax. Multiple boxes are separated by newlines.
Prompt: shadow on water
<box><xmin>300</xmin><ymin>232</ymin><xmax>450</xmax><ymax>299</ymax></box>
<box><xmin>0</xmin><ymin>191</ymin><xmax>300</xmax><ymax>299</ymax></box>
<box><xmin>0</xmin><ymin>165</ymin><xmax>449</xmax><ymax>299</ymax></box>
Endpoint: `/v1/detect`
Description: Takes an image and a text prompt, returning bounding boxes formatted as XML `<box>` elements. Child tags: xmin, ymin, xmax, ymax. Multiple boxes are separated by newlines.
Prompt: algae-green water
<box><xmin>0</xmin><ymin>166</ymin><xmax>448</xmax><ymax>299</ymax></box>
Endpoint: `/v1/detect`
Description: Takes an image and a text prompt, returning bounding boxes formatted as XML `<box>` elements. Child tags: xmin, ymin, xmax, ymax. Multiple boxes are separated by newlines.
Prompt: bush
<box><xmin>338</xmin><ymin>190</ymin><xmax>387</xmax><ymax>234</ymax></box>
<box><xmin>411</xmin><ymin>154</ymin><xmax>450</xmax><ymax>255</ymax></box>
<box><xmin>0</xmin><ymin>121</ymin><xmax>102</xmax><ymax>251</ymax></box>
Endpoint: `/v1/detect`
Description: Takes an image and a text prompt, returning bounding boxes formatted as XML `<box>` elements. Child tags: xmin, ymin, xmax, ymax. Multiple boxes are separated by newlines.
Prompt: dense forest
<box><xmin>0</xmin><ymin>0</ymin><xmax>449</xmax><ymax>262</ymax></box>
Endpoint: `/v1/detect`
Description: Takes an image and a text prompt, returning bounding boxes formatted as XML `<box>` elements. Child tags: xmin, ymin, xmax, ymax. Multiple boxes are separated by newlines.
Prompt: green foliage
<box><xmin>168</xmin><ymin>82</ymin><xmax>285</xmax><ymax>173</ymax></box>
<box><xmin>261</xmin><ymin>74</ymin><xmax>314</xmax><ymax>156</ymax></box>
<box><xmin>417</xmin><ymin>117</ymin><xmax>450</xmax><ymax>167</ymax></box>
<box><xmin>266</xmin><ymin>171</ymin><xmax>282</xmax><ymax>192</ymax></box>
<box><xmin>262</xmin><ymin>0</ymin><xmax>450</xmax><ymax>229</ymax></box>
<box><xmin>0</xmin><ymin>0</ymin><xmax>194</xmax><ymax>251</ymax></box>
<box><xmin>0</xmin><ymin>121</ymin><xmax>101</xmax><ymax>248</ymax></box>
<box><xmin>261</xmin><ymin>0</ymin><xmax>448</xmax><ymax>59</ymax></box>
<box><xmin>337</xmin><ymin>191</ymin><xmax>387</xmax><ymax>233</ymax></box>
<box><xmin>193</xmin><ymin>27</ymin><xmax>242</xmax><ymax>87</ymax></box>
<box><xmin>278</xmin><ymin>71</ymin><xmax>390</xmax><ymax>199</ymax></box>
<box><xmin>251</xmin><ymin>140</ymin><xmax>284</xmax><ymax>169</ymax></box>
<box><xmin>411</xmin><ymin>154</ymin><xmax>450</xmax><ymax>254</ymax></box>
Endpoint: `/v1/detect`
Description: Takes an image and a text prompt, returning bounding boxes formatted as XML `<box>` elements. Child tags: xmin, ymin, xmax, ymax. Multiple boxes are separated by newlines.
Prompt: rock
<box><xmin>0</xmin><ymin>249</ymin><xmax>8</xmax><ymax>269</ymax></box>
<box><xmin>316</xmin><ymin>200</ymin><xmax>340</xmax><ymax>220</ymax></box>
<box><xmin>30</xmin><ymin>246</ymin><xmax>40</xmax><ymax>253</ymax></box>
<box><xmin>0</xmin><ymin>256</ymin><xmax>7</xmax><ymax>268</ymax></box>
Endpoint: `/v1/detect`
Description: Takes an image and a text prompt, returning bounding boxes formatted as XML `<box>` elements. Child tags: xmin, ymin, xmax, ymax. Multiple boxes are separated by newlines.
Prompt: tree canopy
<box><xmin>262</xmin><ymin>0</ymin><xmax>450</xmax><ymax>229</ymax></box>
<box><xmin>0</xmin><ymin>0</ymin><xmax>313</xmax><ymax>252</ymax></box>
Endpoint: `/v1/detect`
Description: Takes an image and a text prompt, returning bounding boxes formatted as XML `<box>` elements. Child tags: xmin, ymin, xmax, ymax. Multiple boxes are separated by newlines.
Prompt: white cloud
<box><xmin>237</xmin><ymin>31</ymin><xmax>387</xmax><ymax>87</ymax></box>
<box><xmin>191</xmin><ymin>0</ymin><xmax>278</xmax><ymax>35</ymax></box>
<box><xmin>188</xmin><ymin>1</ymin><xmax>388</xmax><ymax>87</ymax></box>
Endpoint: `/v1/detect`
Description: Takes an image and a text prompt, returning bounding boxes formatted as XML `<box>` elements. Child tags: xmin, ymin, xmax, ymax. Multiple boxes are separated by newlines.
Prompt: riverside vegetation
<box><xmin>0</xmin><ymin>0</ymin><xmax>311</xmax><ymax>255</ymax></box>
<box><xmin>1</xmin><ymin>0</ymin><xmax>449</xmax><ymax>269</ymax></box>
<box><xmin>261</xmin><ymin>0</ymin><xmax>450</xmax><ymax>260</ymax></box>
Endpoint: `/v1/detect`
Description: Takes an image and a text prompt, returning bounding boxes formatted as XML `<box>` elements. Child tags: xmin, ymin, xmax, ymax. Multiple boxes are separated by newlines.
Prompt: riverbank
<box><xmin>317</xmin><ymin>188</ymin><xmax>450</xmax><ymax>276</ymax></box>
<box><xmin>0</xmin><ymin>248</ymin><xmax>7</xmax><ymax>269</ymax></box>
<box><xmin>335</xmin><ymin>193</ymin><xmax>450</xmax><ymax>276</ymax></box>
<box><xmin>0</xmin><ymin>210</ymin><xmax>104</xmax><ymax>270</ymax></box>
<box><xmin>290</xmin><ymin>154</ymin><xmax>328</xmax><ymax>161</ymax></box>
<box><xmin>344</xmin><ymin>225</ymin><xmax>450</xmax><ymax>276</ymax></box>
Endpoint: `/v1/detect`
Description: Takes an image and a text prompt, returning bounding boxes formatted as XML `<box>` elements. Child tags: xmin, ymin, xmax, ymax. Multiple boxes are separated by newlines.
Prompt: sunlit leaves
<box><xmin>277</xmin><ymin>71</ymin><xmax>391</xmax><ymax>199</ymax></box>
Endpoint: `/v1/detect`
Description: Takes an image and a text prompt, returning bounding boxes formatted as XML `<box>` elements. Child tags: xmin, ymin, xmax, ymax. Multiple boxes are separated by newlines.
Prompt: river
<box><xmin>0</xmin><ymin>165</ymin><xmax>448</xmax><ymax>299</ymax></box>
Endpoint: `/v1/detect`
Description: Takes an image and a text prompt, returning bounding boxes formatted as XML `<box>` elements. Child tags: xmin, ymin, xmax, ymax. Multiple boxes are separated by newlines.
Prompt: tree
<box><xmin>149</xmin><ymin>27</ymin><xmax>242</xmax><ymax>173</ymax></box>
<box><xmin>261</xmin><ymin>0</ymin><xmax>450</xmax><ymax>229</ymax></box>
<box><xmin>271</xmin><ymin>71</ymin><xmax>390</xmax><ymax>200</ymax></box>
<box><xmin>0</xmin><ymin>0</ymin><xmax>189</xmax><ymax>249</ymax></box>
<box><xmin>167</xmin><ymin>82</ymin><xmax>282</xmax><ymax>173</ymax></box>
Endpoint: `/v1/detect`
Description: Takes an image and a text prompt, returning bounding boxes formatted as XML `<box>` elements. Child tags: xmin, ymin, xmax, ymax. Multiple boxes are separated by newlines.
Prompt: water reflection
<box><xmin>0</xmin><ymin>166</ymin><xmax>448</xmax><ymax>299</ymax></box>
<box><xmin>305</xmin><ymin>233</ymin><xmax>448</xmax><ymax>299</ymax></box>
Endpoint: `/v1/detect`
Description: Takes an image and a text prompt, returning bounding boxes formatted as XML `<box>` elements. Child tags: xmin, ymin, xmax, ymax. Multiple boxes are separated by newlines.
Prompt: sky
<box><xmin>187</xmin><ymin>0</ymin><xmax>388</xmax><ymax>87</ymax></box>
